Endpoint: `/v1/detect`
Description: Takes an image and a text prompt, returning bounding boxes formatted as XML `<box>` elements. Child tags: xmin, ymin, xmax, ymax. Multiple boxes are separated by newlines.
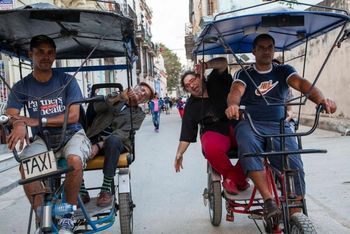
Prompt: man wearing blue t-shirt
<box><xmin>225</xmin><ymin>34</ymin><xmax>337</xmax><ymax>220</ymax></box>
<box><xmin>6</xmin><ymin>35</ymin><xmax>91</xmax><ymax>233</ymax></box>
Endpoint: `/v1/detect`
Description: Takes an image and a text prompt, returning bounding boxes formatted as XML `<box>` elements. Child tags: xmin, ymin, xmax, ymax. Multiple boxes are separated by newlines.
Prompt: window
<box><xmin>207</xmin><ymin>0</ymin><xmax>214</xmax><ymax>16</ymax></box>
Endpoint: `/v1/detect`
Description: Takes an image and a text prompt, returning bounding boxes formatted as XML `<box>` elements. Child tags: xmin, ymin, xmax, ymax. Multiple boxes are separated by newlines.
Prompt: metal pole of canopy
<box><xmin>124</xmin><ymin>43</ymin><xmax>135</xmax><ymax>162</ymax></box>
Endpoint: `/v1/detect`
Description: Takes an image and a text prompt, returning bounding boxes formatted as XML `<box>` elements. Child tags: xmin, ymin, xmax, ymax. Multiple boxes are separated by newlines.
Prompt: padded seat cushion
<box><xmin>85</xmin><ymin>152</ymin><xmax>130</xmax><ymax>170</ymax></box>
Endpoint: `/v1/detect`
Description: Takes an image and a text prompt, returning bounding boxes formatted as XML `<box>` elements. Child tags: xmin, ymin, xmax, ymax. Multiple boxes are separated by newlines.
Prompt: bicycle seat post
<box><xmin>279</xmin><ymin>118</ymin><xmax>297</xmax><ymax>199</ymax></box>
<box><xmin>41</xmin><ymin>192</ymin><xmax>53</xmax><ymax>233</ymax></box>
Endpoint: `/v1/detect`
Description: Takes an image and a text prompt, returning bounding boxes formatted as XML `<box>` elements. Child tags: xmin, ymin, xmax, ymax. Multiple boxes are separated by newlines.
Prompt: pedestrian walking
<box><xmin>176</xmin><ymin>98</ymin><xmax>185</xmax><ymax>118</ymax></box>
<box><xmin>149</xmin><ymin>93</ymin><xmax>163</xmax><ymax>132</ymax></box>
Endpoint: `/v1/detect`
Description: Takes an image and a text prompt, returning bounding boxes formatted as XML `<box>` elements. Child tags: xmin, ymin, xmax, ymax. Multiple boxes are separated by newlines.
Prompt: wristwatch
<box><xmin>41</xmin><ymin>117</ymin><xmax>48</xmax><ymax>127</ymax></box>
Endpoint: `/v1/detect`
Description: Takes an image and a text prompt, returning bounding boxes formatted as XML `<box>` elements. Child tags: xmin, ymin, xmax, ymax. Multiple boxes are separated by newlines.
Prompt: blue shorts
<box><xmin>235</xmin><ymin>120</ymin><xmax>305</xmax><ymax>195</ymax></box>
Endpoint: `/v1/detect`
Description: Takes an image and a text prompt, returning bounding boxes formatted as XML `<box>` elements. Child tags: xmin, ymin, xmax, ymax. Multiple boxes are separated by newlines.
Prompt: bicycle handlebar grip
<box><xmin>0</xmin><ymin>115</ymin><xmax>22</xmax><ymax>162</ymax></box>
<box><xmin>12</xmin><ymin>148</ymin><xmax>21</xmax><ymax>163</ymax></box>
<box><xmin>317</xmin><ymin>103</ymin><xmax>325</xmax><ymax>113</ymax></box>
<box><xmin>0</xmin><ymin>115</ymin><xmax>10</xmax><ymax>124</ymax></box>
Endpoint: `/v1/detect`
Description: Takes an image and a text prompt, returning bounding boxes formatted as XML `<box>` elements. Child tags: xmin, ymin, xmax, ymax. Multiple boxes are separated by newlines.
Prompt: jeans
<box><xmin>152</xmin><ymin>111</ymin><xmax>160</xmax><ymax>129</ymax></box>
<box><xmin>235</xmin><ymin>120</ymin><xmax>305</xmax><ymax>195</ymax></box>
<box><xmin>103</xmin><ymin>135</ymin><xmax>125</xmax><ymax>177</ymax></box>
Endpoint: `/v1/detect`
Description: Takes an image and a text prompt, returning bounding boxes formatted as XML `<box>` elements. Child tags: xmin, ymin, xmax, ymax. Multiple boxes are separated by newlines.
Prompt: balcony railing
<box><xmin>136</xmin><ymin>24</ymin><xmax>145</xmax><ymax>40</ymax></box>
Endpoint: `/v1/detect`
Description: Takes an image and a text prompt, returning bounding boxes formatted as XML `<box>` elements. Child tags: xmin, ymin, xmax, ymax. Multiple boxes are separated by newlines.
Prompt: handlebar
<box><xmin>239</xmin><ymin>104</ymin><xmax>325</xmax><ymax>138</ymax></box>
<box><xmin>0</xmin><ymin>114</ymin><xmax>22</xmax><ymax>162</ymax></box>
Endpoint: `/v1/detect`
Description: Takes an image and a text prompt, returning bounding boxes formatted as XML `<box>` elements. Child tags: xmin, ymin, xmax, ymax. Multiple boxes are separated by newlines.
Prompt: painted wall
<box><xmin>285</xmin><ymin>0</ymin><xmax>350</xmax><ymax>118</ymax></box>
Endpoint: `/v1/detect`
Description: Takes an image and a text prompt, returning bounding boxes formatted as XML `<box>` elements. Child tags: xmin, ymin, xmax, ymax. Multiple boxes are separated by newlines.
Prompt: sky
<box><xmin>146</xmin><ymin>0</ymin><xmax>189</xmax><ymax>65</ymax></box>
<box><xmin>146</xmin><ymin>0</ymin><xmax>323</xmax><ymax>65</ymax></box>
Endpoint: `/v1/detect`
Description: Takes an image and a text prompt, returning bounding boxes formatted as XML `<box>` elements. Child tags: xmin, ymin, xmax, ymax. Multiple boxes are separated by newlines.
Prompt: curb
<box><xmin>0</xmin><ymin>180</ymin><xmax>19</xmax><ymax>196</ymax></box>
<box><xmin>0</xmin><ymin>165</ymin><xmax>20</xmax><ymax>196</ymax></box>
<box><xmin>299</xmin><ymin>115</ymin><xmax>350</xmax><ymax>135</ymax></box>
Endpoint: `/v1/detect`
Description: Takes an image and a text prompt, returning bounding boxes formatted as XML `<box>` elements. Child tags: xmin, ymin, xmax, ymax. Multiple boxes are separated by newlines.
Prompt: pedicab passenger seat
<box><xmin>85</xmin><ymin>151</ymin><xmax>133</xmax><ymax>171</ymax></box>
<box><xmin>227</xmin><ymin>148</ymin><xmax>239</xmax><ymax>159</ymax></box>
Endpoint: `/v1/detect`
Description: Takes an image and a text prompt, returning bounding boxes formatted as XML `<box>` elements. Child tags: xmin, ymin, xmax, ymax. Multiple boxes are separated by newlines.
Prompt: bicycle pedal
<box><xmin>248</xmin><ymin>214</ymin><xmax>262</xmax><ymax>220</ymax></box>
<box><xmin>203</xmin><ymin>188</ymin><xmax>208</xmax><ymax>206</ymax></box>
<box><xmin>226</xmin><ymin>213</ymin><xmax>234</xmax><ymax>222</ymax></box>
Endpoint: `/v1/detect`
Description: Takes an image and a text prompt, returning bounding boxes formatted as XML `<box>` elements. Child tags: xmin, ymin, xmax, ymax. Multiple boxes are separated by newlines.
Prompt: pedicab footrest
<box><xmin>85</xmin><ymin>152</ymin><xmax>131</xmax><ymax>170</ymax></box>
<box><xmin>224</xmin><ymin>182</ymin><xmax>263</xmax><ymax>201</ymax></box>
<box><xmin>242</xmin><ymin>149</ymin><xmax>327</xmax><ymax>158</ymax></box>
<box><xmin>75</xmin><ymin>197</ymin><xmax>115</xmax><ymax>220</ymax></box>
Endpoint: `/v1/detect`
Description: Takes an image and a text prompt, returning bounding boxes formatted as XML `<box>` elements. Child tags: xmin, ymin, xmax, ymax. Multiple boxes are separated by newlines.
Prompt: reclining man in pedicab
<box><xmin>5</xmin><ymin>35</ymin><xmax>91</xmax><ymax>233</ymax></box>
<box><xmin>80</xmin><ymin>82</ymin><xmax>154</xmax><ymax>207</ymax></box>
<box><xmin>225</xmin><ymin>34</ymin><xmax>337</xmax><ymax>221</ymax></box>
<box><xmin>174</xmin><ymin>57</ymin><xmax>249</xmax><ymax>195</ymax></box>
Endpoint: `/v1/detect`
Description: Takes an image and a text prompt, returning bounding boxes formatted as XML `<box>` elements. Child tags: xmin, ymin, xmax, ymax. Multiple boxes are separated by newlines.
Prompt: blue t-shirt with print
<box><xmin>234</xmin><ymin>63</ymin><xmax>297</xmax><ymax>121</ymax></box>
<box><xmin>7</xmin><ymin>70</ymin><xmax>83</xmax><ymax>136</ymax></box>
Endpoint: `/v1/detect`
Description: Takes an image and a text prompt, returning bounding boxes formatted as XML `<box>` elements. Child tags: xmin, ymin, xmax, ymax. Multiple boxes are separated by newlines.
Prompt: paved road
<box><xmin>0</xmin><ymin>110</ymin><xmax>349</xmax><ymax>233</ymax></box>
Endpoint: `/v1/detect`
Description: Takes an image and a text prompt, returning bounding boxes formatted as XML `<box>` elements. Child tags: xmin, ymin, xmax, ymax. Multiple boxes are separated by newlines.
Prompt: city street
<box><xmin>0</xmin><ymin>110</ymin><xmax>349</xmax><ymax>233</ymax></box>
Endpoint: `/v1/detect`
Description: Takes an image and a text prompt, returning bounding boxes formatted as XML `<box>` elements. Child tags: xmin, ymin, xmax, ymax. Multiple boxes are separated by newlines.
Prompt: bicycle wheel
<box><xmin>290</xmin><ymin>213</ymin><xmax>317</xmax><ymax>234</ymax></box>
<box><xmin>208</xmin><ymin>176</ymin><xmax>222</xmax><ymax>226</ymax></box>
<box><xmin>119</xmin><ymin>192</ymin><xmax>133</xmax><ymax>234</ymax></box>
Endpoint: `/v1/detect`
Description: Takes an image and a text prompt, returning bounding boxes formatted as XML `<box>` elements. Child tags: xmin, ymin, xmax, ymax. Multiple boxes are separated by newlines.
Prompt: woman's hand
<box><xmin>194</xmin><ymin>60</ymin><xmax>207</xmax><ymax>74</ymax></box>
<box><xmin>174</xmin><ymin>153</ymin><xmax>184</xmax><ymax>172</ymax></box>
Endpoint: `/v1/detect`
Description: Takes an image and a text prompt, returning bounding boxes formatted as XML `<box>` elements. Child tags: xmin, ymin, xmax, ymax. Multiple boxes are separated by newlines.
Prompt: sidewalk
<box><xmin>0</xmin><ymin>144</ymin><xmax>20</xmax><ymax>196</ymax></box>
<box><xmin>299</xmin><ymin>114</ymin><xmax>350</xmax><ymax>135</ymax></box>
<box><xmin>0</xmin><ymin>165</ymin><xmax>20</xmax><ymax>196</ymax></box>
<box><xmin>0</xmin><ymin>115</ymin><xmax>349</xmax><ymax>197</ymax></box>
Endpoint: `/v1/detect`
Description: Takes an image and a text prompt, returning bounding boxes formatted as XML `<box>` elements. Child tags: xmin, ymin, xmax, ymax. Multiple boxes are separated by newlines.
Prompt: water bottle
<box><xmin>52</xmin><ymin>203</ymin><xmax>77</xmax><ymax>217</ymax></box>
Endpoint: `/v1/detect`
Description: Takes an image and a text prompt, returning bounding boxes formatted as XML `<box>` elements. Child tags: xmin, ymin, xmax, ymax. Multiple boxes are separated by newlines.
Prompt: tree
<box><xmin>262</xmin><ymin>0</ymin><xmax>299</xmax><ymax>8</ymax></box>
<box><xmin>158</xmin><ymin>43</ymin><xmax>182</xmax><ymax>93</ymax></box>
<box><xmin>279</xmin><ymin>0</ymin><xmax>299</xmax><ymax>8</ymax></box>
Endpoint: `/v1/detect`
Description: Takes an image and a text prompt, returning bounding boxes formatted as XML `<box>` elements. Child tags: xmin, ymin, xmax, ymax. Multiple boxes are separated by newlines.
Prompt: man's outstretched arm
<box><xmin>288</xmin><ymin>74</ymin><xmax>337</xmax><ymax>114</ymax></box>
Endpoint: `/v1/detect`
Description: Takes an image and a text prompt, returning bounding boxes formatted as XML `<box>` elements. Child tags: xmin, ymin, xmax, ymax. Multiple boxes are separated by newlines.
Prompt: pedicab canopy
<box><xmin>193</xmin><ymin>7</ymin><xmax>350</xmax><ymax>55</ymax></box>
<box><xmin>0</xmin><ymin>3</ymin><xmax>136</xmax><ymax>60</ymax></box>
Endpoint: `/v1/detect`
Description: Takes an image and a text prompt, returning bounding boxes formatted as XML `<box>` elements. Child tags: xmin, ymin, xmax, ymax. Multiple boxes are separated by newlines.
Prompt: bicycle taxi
<box><xmin>192</xmin><ymin>0</ymin><xmax>349</xmax><ymax>233</ymax></box>
<box><xmin>0</xmin><ymin>3</ymin><xmax>138</xmax><ymax>233</ymax></box>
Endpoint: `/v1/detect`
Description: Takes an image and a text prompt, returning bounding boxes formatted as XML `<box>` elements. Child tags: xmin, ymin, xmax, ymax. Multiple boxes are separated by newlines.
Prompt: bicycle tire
<box><xmin>208</xmin><ymin>179</ymin><xmax>222</xmax><ymax>226</ymax></box>
<box><xmin>119</xmin><ymin>192</ymin><xmax>133</xmax><ymax>234</ymax></box>
<box><xmin>290</xmin><ymin>213</ymin><xmax>317</xmax><ymax>234</ymax></box>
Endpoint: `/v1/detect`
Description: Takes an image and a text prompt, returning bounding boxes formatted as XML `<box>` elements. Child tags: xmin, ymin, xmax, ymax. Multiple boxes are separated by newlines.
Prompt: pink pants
<box><xmin>178</xmin><ymin>109</ymin><xmax>184</xmax><ymax>118</ymax></box>
<box><xmin>200</xmin><ymin>126</ymin><xmax>246</xmax><ymax>184</ymax></box>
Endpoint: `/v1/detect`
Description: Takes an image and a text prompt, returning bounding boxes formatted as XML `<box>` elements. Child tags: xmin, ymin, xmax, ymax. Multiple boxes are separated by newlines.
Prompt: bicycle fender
<box><xmin>209</xmin><ymin>166</ymin><xmax>221</xmax><ymax>182</ymax></box>
<box><xmin>118</xmin><ymin>172</ymin><xmax>130</xmax><ymax>193</ymax></box>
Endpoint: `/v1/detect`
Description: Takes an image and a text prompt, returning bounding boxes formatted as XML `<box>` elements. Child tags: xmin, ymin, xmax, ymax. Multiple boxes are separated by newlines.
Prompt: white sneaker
<box><xmin>58</xmin><ymin>217</ymin><xmax>74</xmax><ymax>234</ymax></box>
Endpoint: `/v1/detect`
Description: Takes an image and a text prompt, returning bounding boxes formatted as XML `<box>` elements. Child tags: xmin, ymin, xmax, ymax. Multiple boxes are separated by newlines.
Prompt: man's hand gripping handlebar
<box><xmin>225</xmin><ymin>104</ymin><xmax>245</xmax><ymax>121</ymax></box>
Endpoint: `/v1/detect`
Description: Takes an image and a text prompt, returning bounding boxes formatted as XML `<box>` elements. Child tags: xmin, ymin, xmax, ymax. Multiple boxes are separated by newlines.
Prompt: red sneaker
<box><xmin>222</xmin><ymin>179</ymin><xmax>239</xmax><ymax>195</ymax></box>
<box><xmin>237</xmin><ymin>180</ymin><xmax>250</xmax><ymax>191</ymax></box>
